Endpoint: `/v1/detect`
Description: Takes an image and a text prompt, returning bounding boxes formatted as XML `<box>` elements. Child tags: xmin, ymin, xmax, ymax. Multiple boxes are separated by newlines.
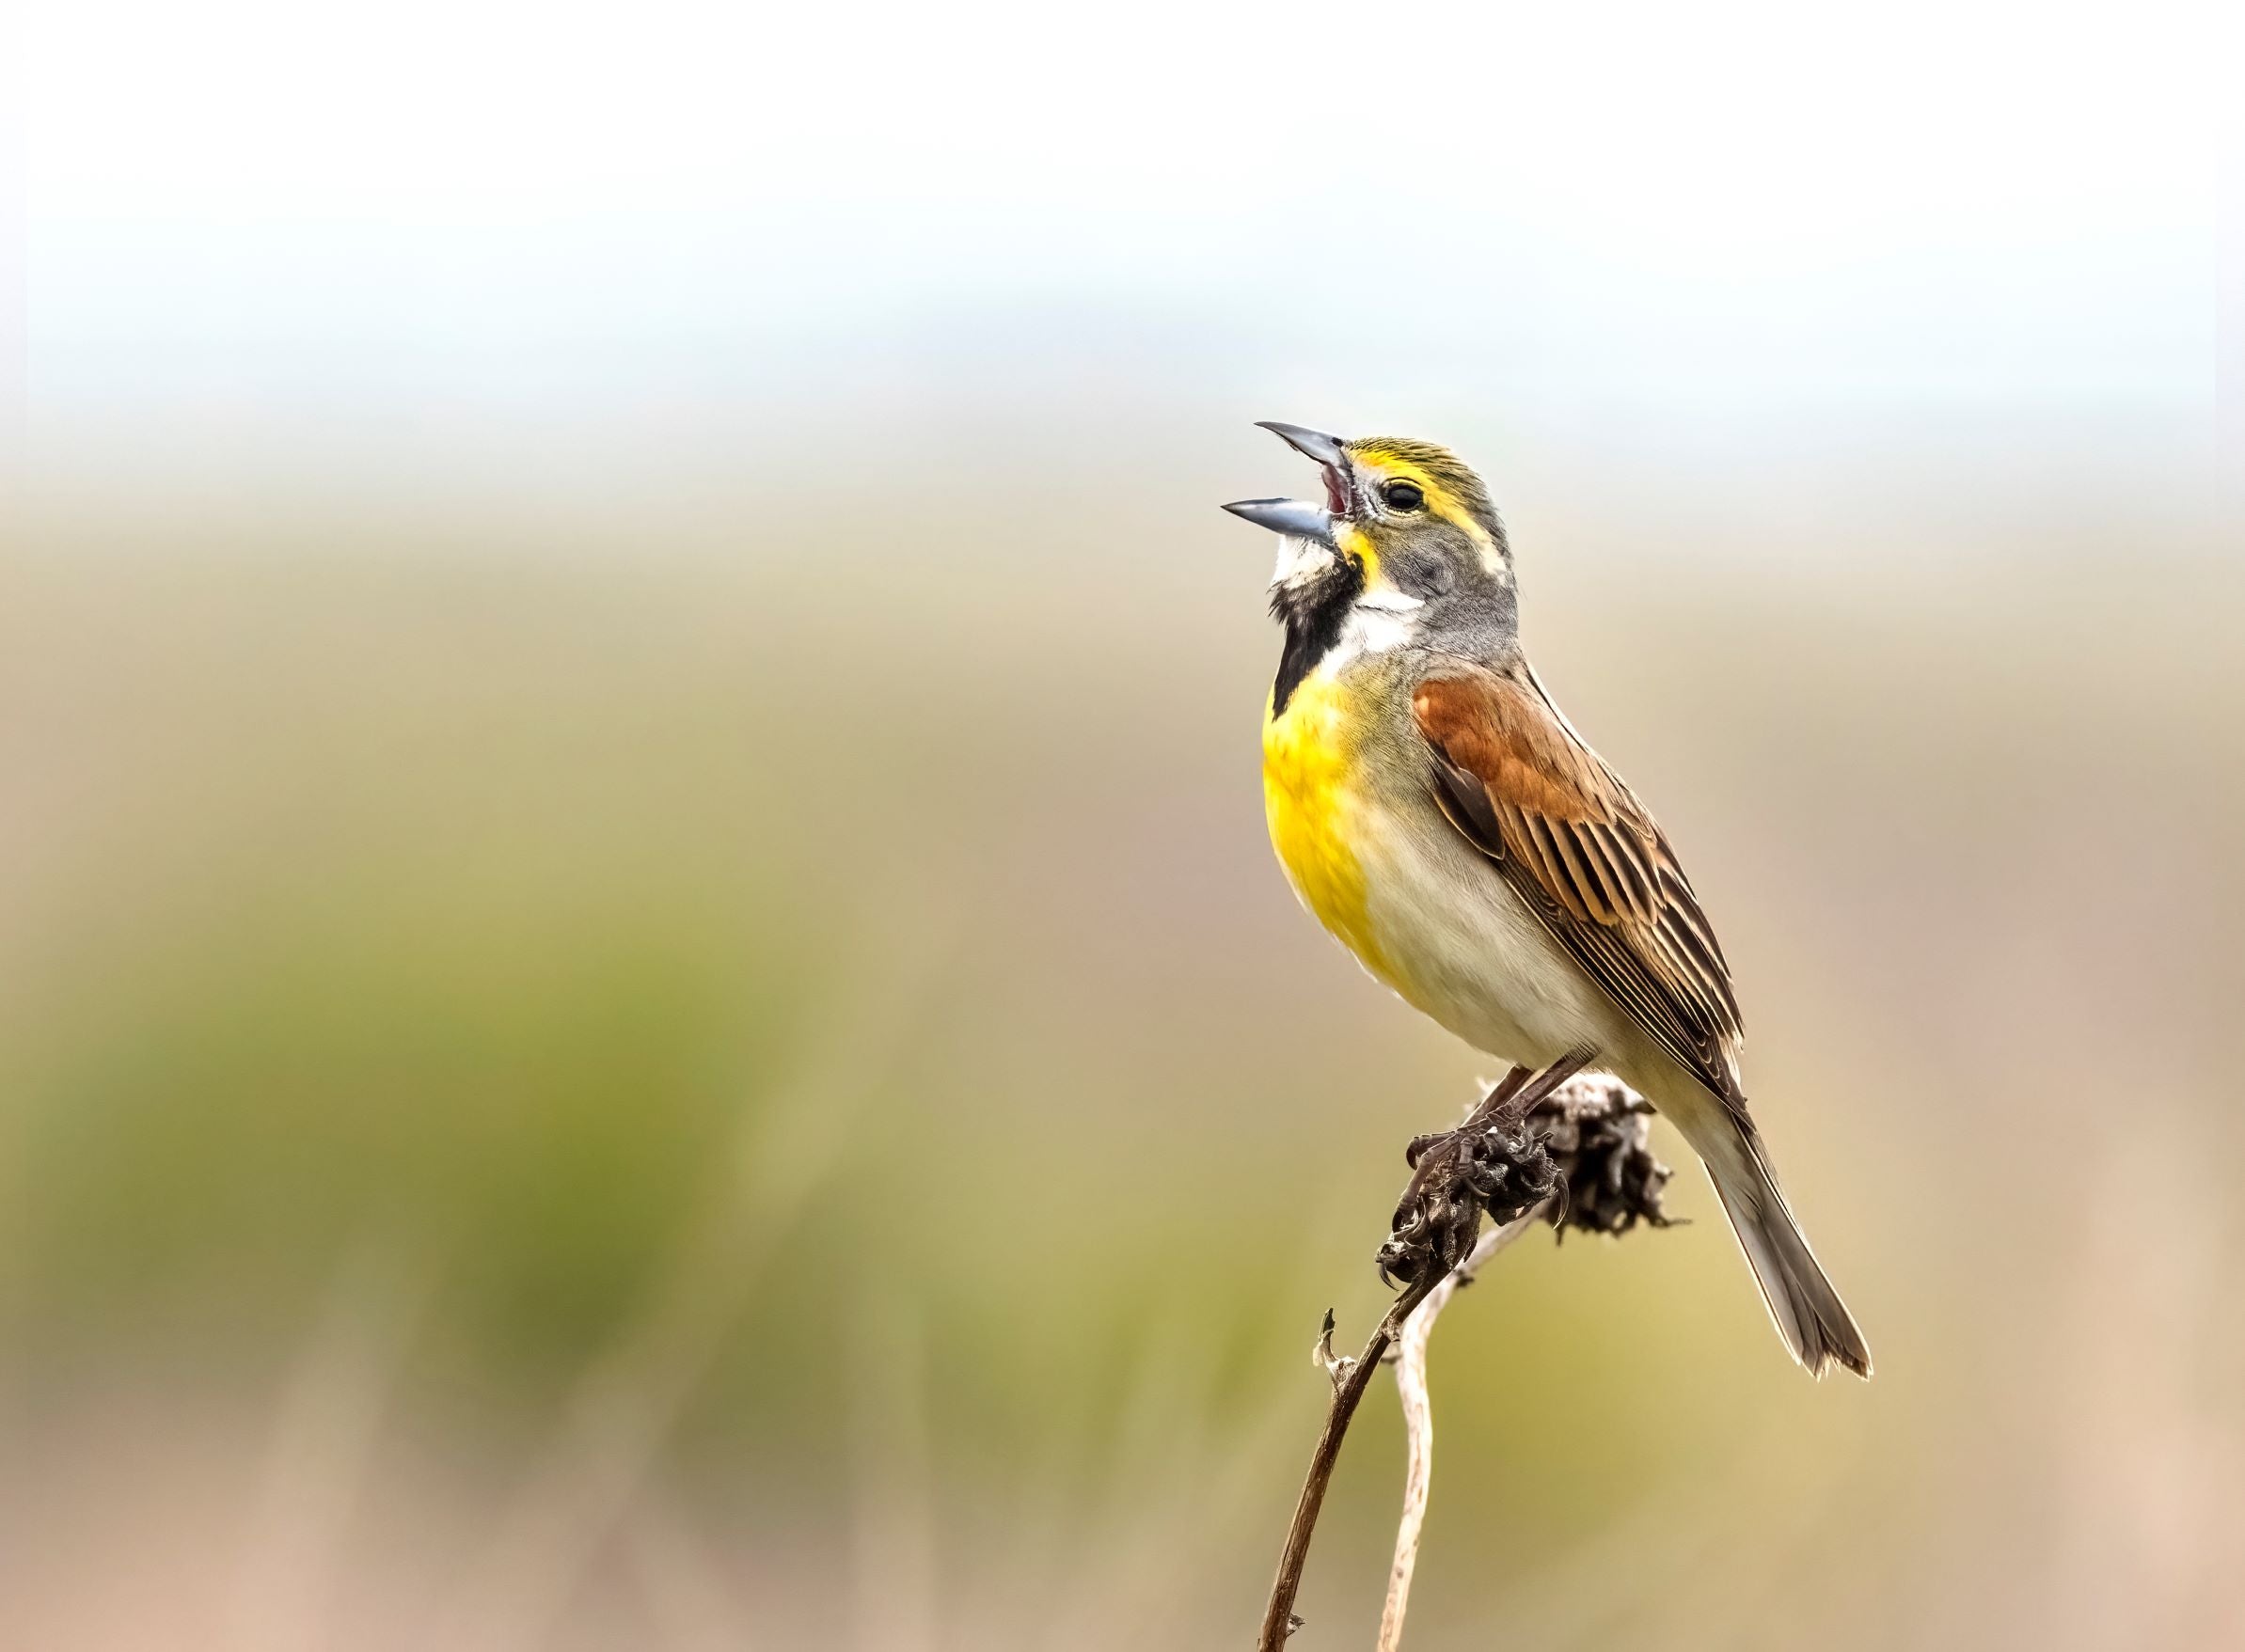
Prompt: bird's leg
<box><xmin>1377</xmin><ymin>1050</ymin><xmax>1594</xmax><ymax>1287</ymax></box>
<box><xmin>1401</xmin><ymin>1130</ymin><xmax>1450</xmax><ymax>1170</ymax></box>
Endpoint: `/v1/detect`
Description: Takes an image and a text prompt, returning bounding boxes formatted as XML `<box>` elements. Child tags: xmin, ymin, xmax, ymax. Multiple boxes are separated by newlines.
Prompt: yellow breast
<box><xmin>1262</xmin><ymin>674</ymin><xmax>1393</xmax><ymax>981</ymax></box>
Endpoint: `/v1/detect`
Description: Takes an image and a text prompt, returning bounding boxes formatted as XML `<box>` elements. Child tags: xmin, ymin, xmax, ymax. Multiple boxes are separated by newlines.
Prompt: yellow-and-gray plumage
<box><xmin>1226</xmin><ymin>422</ymin><xmax>1870</xmax><ymax>1377</ymax></box>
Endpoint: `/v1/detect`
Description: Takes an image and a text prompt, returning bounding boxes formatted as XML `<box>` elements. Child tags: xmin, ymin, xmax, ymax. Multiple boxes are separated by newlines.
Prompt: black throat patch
<box><xmin>1268</xmin><ymin>554</ymin><xmax>1364</xmax><ymax>717</ymax></box>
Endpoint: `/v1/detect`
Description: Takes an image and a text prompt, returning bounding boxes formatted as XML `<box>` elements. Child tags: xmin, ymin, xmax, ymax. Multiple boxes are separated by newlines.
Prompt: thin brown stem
<box><xmin>1254</xmin><ymin>1052</ymin><xmax>1591</xmax><ymax>1651</ymax></box>
<box><xmin>1253</xmin><ymin>1283</ymin><xmax>1438</xmax><ymax>1652</ymax></box>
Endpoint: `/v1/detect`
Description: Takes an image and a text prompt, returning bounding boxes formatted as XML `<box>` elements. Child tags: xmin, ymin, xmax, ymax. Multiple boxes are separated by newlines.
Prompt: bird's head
<box><xmin>1225</xmin><ymin>423</ymin><xmax>1515</xmax><ymax>692</ymax></box>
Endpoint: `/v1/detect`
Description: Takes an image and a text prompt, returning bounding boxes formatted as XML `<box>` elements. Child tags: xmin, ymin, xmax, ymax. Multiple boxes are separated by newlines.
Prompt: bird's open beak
<box><xmin>1256</xmin><ymin>420</ymin><xmax>1348</xmax><ymax>471</ymax></box>
<box><xmin>1222</xmin><ymin>496</ymin><xmax>1334</xmax><ymax>543</ymax></box>
<box><xmin>1221</xmin><ymin>421</ymin><xmax>1351</xmax><ymax>544</ymax></box>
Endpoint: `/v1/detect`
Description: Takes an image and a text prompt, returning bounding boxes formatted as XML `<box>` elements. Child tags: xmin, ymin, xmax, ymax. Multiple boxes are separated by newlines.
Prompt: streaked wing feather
<box><xmin>1413</xmin><ymin>668</ymin><xmax>1746</xmax><ymax>1105</ymax></box>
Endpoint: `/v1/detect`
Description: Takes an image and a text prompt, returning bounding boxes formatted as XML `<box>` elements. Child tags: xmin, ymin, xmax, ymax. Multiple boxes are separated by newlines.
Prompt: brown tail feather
<box><xmin>1700</xmin><ymin>1119</ymin><xmax>1872</xmax><ymax>1379</ymax></box>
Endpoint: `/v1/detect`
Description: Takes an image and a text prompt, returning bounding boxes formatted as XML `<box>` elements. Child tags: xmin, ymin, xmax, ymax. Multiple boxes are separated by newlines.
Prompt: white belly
<box><xmin>1356</xmin><ymin>801</ymin><xmax>1635</xmax><ymax>1072</ymax></box>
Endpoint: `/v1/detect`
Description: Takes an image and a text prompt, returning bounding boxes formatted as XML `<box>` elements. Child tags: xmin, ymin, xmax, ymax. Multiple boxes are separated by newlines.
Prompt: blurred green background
<box><xmin>8</xmin><ymin>3</ymin><xmax>2245</xmax><ymax>1648</ymax></box>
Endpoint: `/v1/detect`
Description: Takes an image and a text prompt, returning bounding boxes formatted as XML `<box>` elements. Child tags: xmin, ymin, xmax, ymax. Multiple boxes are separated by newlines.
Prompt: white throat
<box><xmin>1269</xmin><ymin>534</ymin><xmax>1334</xmax><ymax>590</ymax></box>
<box><xmin>1335</xmin><ymin>588</ymin><xmax>1423</xmax><ymax>664</ymax></box>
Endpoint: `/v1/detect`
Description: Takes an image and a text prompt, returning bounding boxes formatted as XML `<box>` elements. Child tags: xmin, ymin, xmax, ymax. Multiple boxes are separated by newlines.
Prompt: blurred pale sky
<box><xmin>14</xmin><ymin>0</ymin><xmax>2239</xmax><ymax>517</ymax></box>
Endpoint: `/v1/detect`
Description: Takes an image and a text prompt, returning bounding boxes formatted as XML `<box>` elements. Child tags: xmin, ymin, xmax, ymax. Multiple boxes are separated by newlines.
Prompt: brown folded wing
<box><xmin>1413</xmin><ymin>667</ymin><xmax>1746</xmax><ymax>1107</ymax></box>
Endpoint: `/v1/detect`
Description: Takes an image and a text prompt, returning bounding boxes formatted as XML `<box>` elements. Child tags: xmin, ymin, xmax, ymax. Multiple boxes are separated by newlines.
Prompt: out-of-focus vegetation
<box><xmin>13</xmin><ymin>0</ymin><xmax>2235</xmax><ymax>1642</ymax></box>
<box><xmin>5</xmin><ymin>470</ymin><xmax>2241</xmax><ymax>1647</ymax></box>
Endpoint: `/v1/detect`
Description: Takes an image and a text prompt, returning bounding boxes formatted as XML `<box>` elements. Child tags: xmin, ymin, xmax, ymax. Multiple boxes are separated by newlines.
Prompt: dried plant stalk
<box><xmin>1256</xmin><ymin>1062</ymin><xmax>1673</xmax><ymax>1651</ymax></box>
<box><xmin>1376</xmin><ymin>1211</ymin><xmax>1541</xmax><ymax>1652</ymax></box>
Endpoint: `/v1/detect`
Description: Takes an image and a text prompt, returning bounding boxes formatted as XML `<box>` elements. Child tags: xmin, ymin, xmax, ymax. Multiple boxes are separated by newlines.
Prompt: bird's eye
<box><xmin>1381</xmin><ymin>480</ymin><xmax>1425</xmax><ymax>511</ymax></box>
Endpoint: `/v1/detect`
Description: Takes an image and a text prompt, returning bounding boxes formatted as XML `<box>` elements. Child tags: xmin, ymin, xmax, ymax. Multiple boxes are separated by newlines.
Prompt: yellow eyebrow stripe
<box><xmin>1350</xmin><ymin>454</ymin><xmax>1496</xmax><ymax>553</ymax></box>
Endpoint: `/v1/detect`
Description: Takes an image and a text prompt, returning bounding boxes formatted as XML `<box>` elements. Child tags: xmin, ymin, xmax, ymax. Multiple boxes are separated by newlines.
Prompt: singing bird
<box><xmin>1225</xmin><ymin>423</ymin><xmax>1870</xmax><ymax>1377</ymax></box>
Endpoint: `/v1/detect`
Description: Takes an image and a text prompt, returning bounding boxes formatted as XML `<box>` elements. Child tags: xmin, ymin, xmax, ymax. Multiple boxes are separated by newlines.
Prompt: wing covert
<box><xmin>1414</xmin><ymin>668</ymin><xmax>1745</xmax><ymax>1104</ymax></box>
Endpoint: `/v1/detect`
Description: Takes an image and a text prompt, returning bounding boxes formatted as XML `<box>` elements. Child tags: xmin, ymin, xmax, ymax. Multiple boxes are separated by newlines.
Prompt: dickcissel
<box><xmin>1225</xmin><ymin>422</ymin><xmax>1870</xmax><ymax>1378</ymax></box>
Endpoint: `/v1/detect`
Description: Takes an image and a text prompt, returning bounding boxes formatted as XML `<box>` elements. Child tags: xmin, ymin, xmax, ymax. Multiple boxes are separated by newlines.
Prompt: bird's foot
<box><xmin>1378</xmin><ymin>1074</ymin><xmax>1563</xmax><ymax>1288</ymax></box>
